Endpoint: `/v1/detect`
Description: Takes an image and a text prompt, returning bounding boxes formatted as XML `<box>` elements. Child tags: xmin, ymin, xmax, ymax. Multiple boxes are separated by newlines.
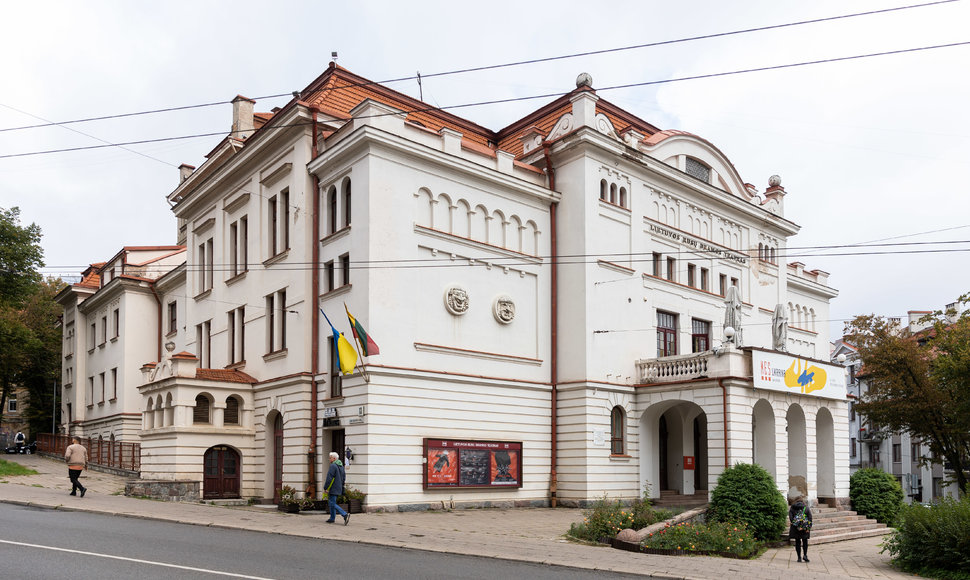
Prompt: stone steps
<box><xmin>651</xmin><ymin>491</ymin><xmax>709</xmax><ymax>509</ymax></box>
<box><xmin>783</xmin><ymin>507</ymin><xmax>890</xmax><ymax>545</ymax></box>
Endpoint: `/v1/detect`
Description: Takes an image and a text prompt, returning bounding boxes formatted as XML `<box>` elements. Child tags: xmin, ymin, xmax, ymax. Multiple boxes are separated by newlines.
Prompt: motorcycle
<box><xmin>4</xmin><ymin>441</ymin><xmax>37</xmax><ymax>454</ymax></box>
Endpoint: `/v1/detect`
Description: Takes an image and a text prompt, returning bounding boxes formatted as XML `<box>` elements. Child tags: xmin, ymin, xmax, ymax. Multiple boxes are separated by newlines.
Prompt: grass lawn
<box><xmin>0</xmin><ymin>458</ymin><xmax>38</xmax><ymax>476</ymax></box>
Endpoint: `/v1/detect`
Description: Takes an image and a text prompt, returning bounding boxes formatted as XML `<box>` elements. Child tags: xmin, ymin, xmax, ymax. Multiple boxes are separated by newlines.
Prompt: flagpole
<box><xmin>344</xmin><ymin>302</ymin><xmax>370</xmax><ymax>383</ymax></box>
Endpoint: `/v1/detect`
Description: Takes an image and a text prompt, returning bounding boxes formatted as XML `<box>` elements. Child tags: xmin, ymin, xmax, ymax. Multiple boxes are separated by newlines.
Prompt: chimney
<box><xmin>179</xmin><ymin>163</ymin><xmax>195</xmax><ymax>183</ymax></box>
<box><xmin>231</xmin><ymin>95</ymin><xmax>256</xmax><ymax>140</ymax></box>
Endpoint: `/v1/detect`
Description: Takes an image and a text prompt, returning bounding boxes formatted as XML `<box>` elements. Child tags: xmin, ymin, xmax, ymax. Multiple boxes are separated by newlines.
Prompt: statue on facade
<box><xmin>772</xmin><ymin>303</ymin><xmax>788</xmax><ymax>351</ymax></box>
<box><xmin>724</xmin><ymin>285</ymin><xmax>742</xmax><ymax>346</ymax></box>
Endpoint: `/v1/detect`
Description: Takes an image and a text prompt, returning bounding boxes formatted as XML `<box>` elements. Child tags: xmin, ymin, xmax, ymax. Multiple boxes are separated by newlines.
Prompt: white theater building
<box><xmin>60</xmin><ymin>64</ymin><xmax>847</xmax><ymax>509</ymax></box>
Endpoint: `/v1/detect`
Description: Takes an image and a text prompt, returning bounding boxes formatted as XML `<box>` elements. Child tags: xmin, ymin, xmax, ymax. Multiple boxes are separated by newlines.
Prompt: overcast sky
<box><xmin>2</xmin><ymin>0</ymin><xmax>968</xmax><ymax>340</ymax></box>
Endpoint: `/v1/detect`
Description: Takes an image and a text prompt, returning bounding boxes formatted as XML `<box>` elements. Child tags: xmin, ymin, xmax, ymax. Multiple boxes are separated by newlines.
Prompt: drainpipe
<box><xmin>307</xmin><ymin>107</ymin><xmax>321</xmax><ymax>496</ymax></box>
<box><xmin>718</xmin><ymin>378</ymin><xmax>729</xmax><ymax>468</ymax></box>
<box><xmin>543</xmin><ymin>143</ymin><xmax>558</xmax><ymax>507</ymax></box>
<box><xmin>149</xmin><ymin>284</ymin><xmax>162</xmax><ymax>362</ymax></box>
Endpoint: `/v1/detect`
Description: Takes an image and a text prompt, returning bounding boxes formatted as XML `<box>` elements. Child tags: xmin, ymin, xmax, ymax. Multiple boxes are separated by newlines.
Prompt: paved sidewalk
<box><xmin>0</xmin><ymin>455</ymin><xmax>914</xmax><ymax>579</ymax></box>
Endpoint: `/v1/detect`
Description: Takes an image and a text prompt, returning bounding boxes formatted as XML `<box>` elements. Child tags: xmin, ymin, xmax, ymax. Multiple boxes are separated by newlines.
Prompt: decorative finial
<box><xmin>576</xmin><ymin>72</ymin><xmax>593</xmax><ymax>88</ymax></box>
<box><xmin>768</xmin><ymin>175</ymin><xmax>782</xmax><ymax>187</ymax></box>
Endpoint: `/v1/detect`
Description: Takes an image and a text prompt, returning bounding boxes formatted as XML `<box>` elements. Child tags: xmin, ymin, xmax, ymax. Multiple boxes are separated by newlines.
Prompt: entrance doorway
<box><xmin>273</xmin><ymin>413</ymin><xmax>283</xmax><ymax>502</ymax></box>
<box><xmin>203</xmin><ymin>445</ymin><xmax>240</xmax><ymax>499</ymax></box>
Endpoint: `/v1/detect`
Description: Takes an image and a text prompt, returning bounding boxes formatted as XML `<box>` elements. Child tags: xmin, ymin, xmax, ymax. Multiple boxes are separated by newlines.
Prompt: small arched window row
<box><xmin>757</xmin><ymin>243</ymin><xmax>778</xmax><ymax>265</ymax></box>
<box><xmin>599</xmin><ymin>179</ymin><xmax>629</xmax><ymax>209</ymax></box>
<box><xmin>414</xmin><ymin>189</ymin><xmax>541</xmax><ymax>256</ymax></box>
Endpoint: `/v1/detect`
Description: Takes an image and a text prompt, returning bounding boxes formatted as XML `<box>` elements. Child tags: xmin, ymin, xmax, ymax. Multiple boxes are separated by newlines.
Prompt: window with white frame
<box><xmin>196</xmin><ymin>320</ymin><xmax>211</xmax><ymax>368</ymax></box>
<box><xmin>228</xmin><ymin>306</ymin><xmax>245</xmax><ymax>364</ymax></box>
<box><xmin>198</xmin><ymin>237</ymin><xmax>213</xmax><ymax>294</ymax></box>
<box><xmin>610</xmin><ymin>406</ymin><xmax>625</xmax><ymax>455</ymax></box>
<box><xmin>229</xmin><ymin>215</ymin><xmax>248</xmax><ymax>277</ymax></box>
<box><xmin>265</xmin><ymin>290</ymin><xmax>287</xmax><ymax>354</ymax></box>
<box><xmin>268</xmin><ymin>190</ymin><xmax>290</xmax><ymax>256</ymax></box>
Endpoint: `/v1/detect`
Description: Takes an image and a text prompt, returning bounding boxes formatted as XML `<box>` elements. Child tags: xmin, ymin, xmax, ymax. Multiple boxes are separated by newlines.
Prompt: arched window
<box><xmin>193</xmin><ymin>394</ymin><xmax>211</xmax><ymax>424</ymax></box>
<box><xmin>610</xmin><ymin>406</ymin><xmax>625</xmax><ymax>455</ymax></box>
<box><xmin>225</xmin><ymin>396</ymin><xmax>240</xmax><ymax>425</ymax></box>
<box><xmin>619</xmin><ymin>187</ymin><xmax>627</xmax><ymax>208</ymax></box>
<box><xmin>599</xmin><ymin>179</ymin><xmax>608</xmax><ymax>200</ymax></box>
<box><xmin>609</xmin><ymin>183</ymin><xmax>617</xmax><ymax>204</ymax></box>
<box><xmin>342</xmin><ymin>177</ymin><xmax>352</xmax><ymax>228</ymax></box>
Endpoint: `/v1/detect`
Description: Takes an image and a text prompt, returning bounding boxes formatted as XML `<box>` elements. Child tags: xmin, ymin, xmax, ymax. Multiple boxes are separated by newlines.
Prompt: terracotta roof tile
<box><xmin>195</xmin><ymin>368</ymin><xmax>257</xmax><ymax>384</ymax></box>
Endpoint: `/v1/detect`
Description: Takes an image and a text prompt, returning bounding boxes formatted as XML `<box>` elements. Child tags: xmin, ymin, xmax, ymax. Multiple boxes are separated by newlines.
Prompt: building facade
<box><xmin>61</xmin><ymin>65</ymin><xmax>847</xmax><ymax>509</ymax></box>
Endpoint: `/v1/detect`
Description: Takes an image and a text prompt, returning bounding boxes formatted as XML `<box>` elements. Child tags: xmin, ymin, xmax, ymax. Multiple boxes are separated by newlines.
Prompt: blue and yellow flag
<box><xmin>320</xmin><ymin>309</ymin><xmax>358</xmax><ymax>374</ymax></box>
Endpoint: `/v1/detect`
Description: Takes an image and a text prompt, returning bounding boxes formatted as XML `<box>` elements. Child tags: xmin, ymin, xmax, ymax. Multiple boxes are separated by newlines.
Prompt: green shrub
<box><xmin>883</xmin><ymin>495</ymin><xmax>970</xmax><ymax>580</ymax></box>
<box><xmin>707</xmin><ymin>463</ymin><xmax>787</xmax><ymax>540</ymax></box>
<box><xmin>849</xmin><ymin>468</ymin><xmax>904</xmax><ymax>526</ymax></box>
<box><xmin>641</xmin><ymin>520</ymin><xmax>759</xmax><ymax>557</ymax></box>
<box><xmin>567</xmin><ymin>496</ymin><xmax>672</xmax><ymax>542</ymax></box>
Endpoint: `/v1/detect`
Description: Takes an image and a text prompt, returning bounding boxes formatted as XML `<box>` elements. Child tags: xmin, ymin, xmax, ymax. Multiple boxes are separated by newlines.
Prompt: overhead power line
<box><xmin>0</xmin><ymin>0</ymin><xmax>958</xmax><ymax>134</ymax></box>
<box><xmin>3</xmin><ymin>38</ymin><xmax>969</xmax><ymax>162</ymax></box>
<box><xmin>37</xmin><ymin>238</ymin><xmax>970</xmax><ymax>275</ymax></box>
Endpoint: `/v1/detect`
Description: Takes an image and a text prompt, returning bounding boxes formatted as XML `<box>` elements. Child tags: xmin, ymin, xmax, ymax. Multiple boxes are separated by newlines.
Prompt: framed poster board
<box><xmin>424</xmin><ymin>438</ymin><xmax>522</xmax><ymax>489</ymax></box>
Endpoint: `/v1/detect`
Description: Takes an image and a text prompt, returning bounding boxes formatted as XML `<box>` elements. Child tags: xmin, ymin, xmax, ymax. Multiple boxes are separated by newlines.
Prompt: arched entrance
<box><xmin>816</xmin><ymin>407</ymin><xmax>835</xmax><ymax>500</ymax></box>
<box><xmin>752</xmin><ymin>399</ymin><xmax>777</xmax><ymax>479</ymax></box>
<box><xmin>640</xmin><ymin>401</ymin><xmax>708</xmax><ymax>498</ymax></box>
<box><xmin>203</xmin><ymin>445</ymin><xmax>240</xmax><ymax>499</ymax></box>
<box><xmin>786</xmin><ymin>404</ymin><xmax>807</xmax><ymax>498</ymax></box>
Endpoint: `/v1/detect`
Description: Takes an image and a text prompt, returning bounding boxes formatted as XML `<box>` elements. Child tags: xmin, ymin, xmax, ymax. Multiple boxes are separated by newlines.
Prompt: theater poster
<box><xmin>424</xmin><ymin>439</ymin><xmax>523</xmax><ymax>489</ymax></box>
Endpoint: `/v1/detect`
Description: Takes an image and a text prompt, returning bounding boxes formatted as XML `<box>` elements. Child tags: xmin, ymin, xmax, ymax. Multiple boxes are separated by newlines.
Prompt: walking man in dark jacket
<box><xmin>325</xmin><ymin>451</ymin><xmax>349</xmax><ymax>525</ymax></box>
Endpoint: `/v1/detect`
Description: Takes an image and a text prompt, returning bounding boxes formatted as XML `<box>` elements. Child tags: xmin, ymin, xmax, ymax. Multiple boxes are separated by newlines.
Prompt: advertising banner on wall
<box><xmin>424</xmin><ymin>439</ymin><xmax>522</xmax><ymax>489</ymax></box>
<box><xmin>752</xmin><ymin>350</ymin><xmax>847</xmax><ymax>400</ymax></box>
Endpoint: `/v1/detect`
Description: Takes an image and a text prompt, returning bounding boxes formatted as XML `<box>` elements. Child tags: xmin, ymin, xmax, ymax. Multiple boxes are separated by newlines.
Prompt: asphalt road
<box><xmin>0</xmin><ymin>503</ymin><xmax>640</xmax><ymax>580</ymax></box>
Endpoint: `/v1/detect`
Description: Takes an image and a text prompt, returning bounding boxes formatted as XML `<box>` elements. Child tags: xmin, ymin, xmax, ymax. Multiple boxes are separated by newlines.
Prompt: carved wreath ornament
<box><xmin>492</xmin><ymin>295</ymin><xmax>515</xmax><ymax>324</ymax></box>
<box><xmin>444</xmin><ymin>285</ymin><xmax>470</xmax><ymax>316</ymax></box>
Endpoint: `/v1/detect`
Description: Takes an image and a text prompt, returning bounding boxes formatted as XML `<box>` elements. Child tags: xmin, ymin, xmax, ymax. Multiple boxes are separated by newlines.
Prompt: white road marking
<box><xmin>0</xmin><ymin>539</ymin><xmax>280</xmax><ymax>579</ymax></box>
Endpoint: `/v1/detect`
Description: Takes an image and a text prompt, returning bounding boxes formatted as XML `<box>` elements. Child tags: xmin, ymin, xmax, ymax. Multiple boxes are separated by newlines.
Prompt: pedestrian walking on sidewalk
<box><xmin>324</xmin><ymin>451</ymin><xmax>349</xmax><ymax>525</ymax></box>
<box><xmin>65</xmin><ymin>437</ymin><xmax>88</xmax><ymax>497</ymax></box>
<box><xmin>15</xmin><ymin>431</ymin><xmax>25</xmax><ymax>452</ymax></box>
<box><xmin>789</xmin><ymin>495</ymin><xmax>813</xmax><ymax>563</ymax></box>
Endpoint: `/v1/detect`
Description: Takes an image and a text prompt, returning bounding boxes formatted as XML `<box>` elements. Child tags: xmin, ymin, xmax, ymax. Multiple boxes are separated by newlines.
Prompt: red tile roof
<box><xmin>195</xmin><ymin>368</ymin><xmax>257</xmax><ymax>384</ymax></box>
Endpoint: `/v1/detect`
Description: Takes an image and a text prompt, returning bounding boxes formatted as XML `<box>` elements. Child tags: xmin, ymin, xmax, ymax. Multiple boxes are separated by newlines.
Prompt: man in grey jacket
<box><xmin>324</xmin><ymin>451</ymin><xmax>349</xmax><ymax>525</ymax></box>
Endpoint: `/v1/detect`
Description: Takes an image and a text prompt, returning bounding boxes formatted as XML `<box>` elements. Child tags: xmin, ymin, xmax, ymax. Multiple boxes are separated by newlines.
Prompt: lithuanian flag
<box><xmin>345</xmin><ymin>303</ymin><xmax>380</xmax><ymax>357</ymax></box>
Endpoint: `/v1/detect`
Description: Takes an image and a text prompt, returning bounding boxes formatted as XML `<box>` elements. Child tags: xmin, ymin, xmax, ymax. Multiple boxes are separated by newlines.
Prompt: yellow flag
<box><xmin>336</xmin><ymin>332</ymin><xmax>358</xmax><ymax>375</ymax></box>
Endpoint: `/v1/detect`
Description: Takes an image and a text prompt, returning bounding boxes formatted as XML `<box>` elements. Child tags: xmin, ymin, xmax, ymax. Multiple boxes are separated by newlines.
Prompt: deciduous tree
<box><xmin>847</xmin><ymin>297</ymin><xmax>970</xmax><ymax>495</ymax></box>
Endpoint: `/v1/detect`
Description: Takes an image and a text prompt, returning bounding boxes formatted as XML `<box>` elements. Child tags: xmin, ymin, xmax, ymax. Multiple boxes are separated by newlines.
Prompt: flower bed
<box><xmin>639</xmin><ymin>520</ymin><xmax>759</xmax><ymax>559</ymax></box>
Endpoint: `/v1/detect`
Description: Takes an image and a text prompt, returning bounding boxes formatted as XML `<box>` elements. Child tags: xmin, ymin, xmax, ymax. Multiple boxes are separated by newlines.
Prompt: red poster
<box><xmin>490</xmin><ymin>450</ymin><xmax>518</xmax><ymax>485</ymax></box>
<box><xmin>427</xmin><ymin>448</ymin><xmax>458</xmax><ymax>485</ymax></box>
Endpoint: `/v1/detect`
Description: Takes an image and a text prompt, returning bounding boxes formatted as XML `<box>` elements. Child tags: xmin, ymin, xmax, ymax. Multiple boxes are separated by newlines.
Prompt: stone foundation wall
<box><xmin>125</xmin><ymin>479</ymin><xmax>200</xmax><ymax>502</ymax></box>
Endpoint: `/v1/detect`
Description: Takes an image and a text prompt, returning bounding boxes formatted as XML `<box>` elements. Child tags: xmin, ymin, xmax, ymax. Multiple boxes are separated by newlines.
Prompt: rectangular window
<box><xmin>666</xmin><ymin>257</ymin><xmax>676</xmax><ymax>282</ymax></box>
<box><xmin>100</xmin><ymin>315</ymin><xmax>107</xmax><ymax>344</ymax></box>
<box><xmin>87</xmin><ymin>377</ymin><xmax>94</xmax><ymax>407</ymax></box>
<box><xmin>330</xmin><ymin>344</ymin><xmax>342</xmax><ymax>398</ymax></box>
<box><xmin>65</xmin><ymin>323</ymin><xmax>75</xmax><ymax>357</ymax></box>
<box><xmin>719</xmin><ymin>274</ymin><xmax>727</xmax><ymax>297</ymax></box>
<box><xmin>228</xmin><ymin>306</ymin><xmax>245</xmax><ymax>364</ymax></box>
<box><xmin>99</xmin><ymin>372</ymin><xmax>106</xmax><ymax>404</ymax></box>
<box><xmin>657</xmin><ymin>311</ymin><xmax>677</xmax><ymax>357</ymax></box>
<box><xmin>229</xmin><ymin>216</ymin><xmax>249</xmax><ymax>277</ymax></box>
<box><xmin>266</xmin><ymin>290</ymin><xmax>286</xmax><ymax>354</ymax></box>
<box><xmin>687</xmin><ymin>264</ymin><xmax>696</xmax><ymax>288</ymax></box>
<box><xmin>340</xmin><ymin>253</ymin><xmax>351</xmax><ymax>286</ymax></box>
<box><xmin>691</xmin><ymin>319</ymin><xmax>710</xmax><ymax>353</ymax></box>
<box><xmin>112</xmin><ymin>308</ymin><xmax>120</xmax><ymax>339</ymax></box>
<box><xmin>6</xmin><ymin>393</ymin><xmax>15</xmax><ymax>412</ymax></box>
<box><xmin>269</xmin><ymin>191</ymin><xmax>289</xmax><ymax>256</ymax></box>
<box><xmin>849</xmin><ymin>402</ymin><xmax>855</xmax><ymax>422</ymax></box>
<box><xmin>700</xmin><ymin>268</ymin><xmax>709</xmax><ymax>291</ymax></box>
<box><xmin>893</xmin><ymin>443</ymin><xmax>902</xmax><ymax>463</ymax></box>
<box><xmin>195</xmin><ymin>320</ymin><xmax>211</xmax><ymax>369</ymax></box>
<box><xmin>911</xmin><ymin>443</ymin><xmax>921</xmax><ymax>462</ymax></box>
<box><xmin>325</xmin><ymin>260</ymin><xmax>335</xmax><ymax>292</ymax></box>
<box><xmin>268</xmin><ymin>195</ymin><xmax>278</xmax><ymax>256</ymax></box>
<box><xmin>168</xmin><ymin>302</ymin><xmax>177</xmax><ymax>334</ymax></box>
<box><xmin>851</xmin><ymin>437</ymin><xmax>857</xmax><ymax>458</ymax></box>
<box><xmin>89</xmin><ymin>322</ymin><xmax>96</xmax><ymax>349</ymax></box>
<box><xmin>198</xmin><ymin>238</ymin><xmax>214</xmax><ymax>294</ymax></box>
<box><xmin>652</xmin><ymin>253</ymin><xmax>662</xmax><ymax>277</ymax></box>
<box><xmin>111</xmin><ymin>368</ymin><xmax>118</xmax><ymax>400</ymax></box>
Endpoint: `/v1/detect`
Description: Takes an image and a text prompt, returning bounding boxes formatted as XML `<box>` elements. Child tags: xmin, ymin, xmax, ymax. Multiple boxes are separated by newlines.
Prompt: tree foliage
<box><xmin>847</xmin><ymin>297</ymin><xmax>970</xmax><ymax>495</ymax></box>
<box><xmin>0</xmin><ymin>207</ymin><xmax>62</xmax><ymax>435</ymax></box>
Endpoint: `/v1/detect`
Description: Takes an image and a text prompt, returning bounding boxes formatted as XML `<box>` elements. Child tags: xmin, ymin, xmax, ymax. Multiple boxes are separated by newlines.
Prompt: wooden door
<box><xmin>203</xmin><ymin>445</ymin><xmax>240</xmax><ymax>499</ymax></box>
